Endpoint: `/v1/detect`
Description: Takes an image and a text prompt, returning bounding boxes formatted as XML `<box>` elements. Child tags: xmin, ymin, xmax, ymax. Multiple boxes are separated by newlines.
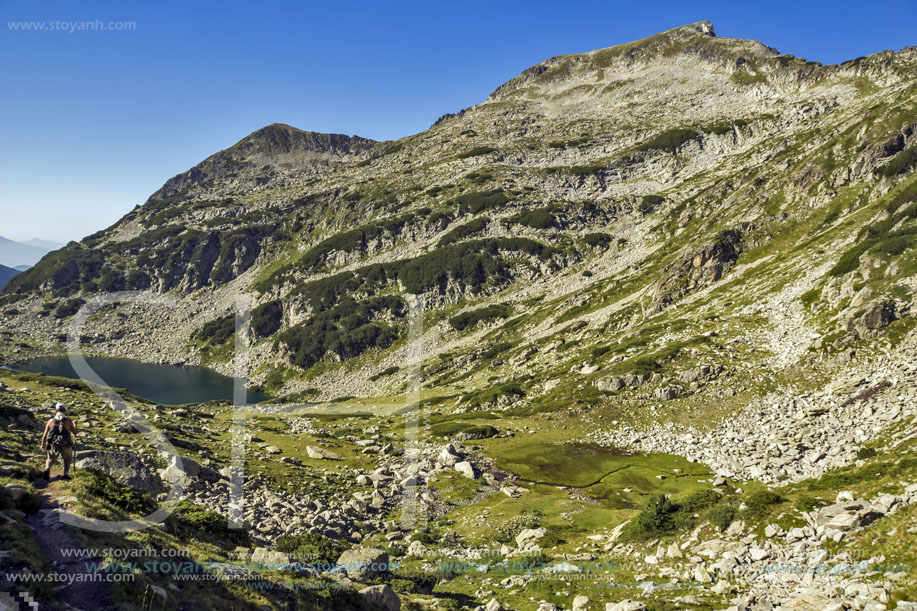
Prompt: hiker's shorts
<box><xmin>47</xmin><ymin>445</ymin><xmax>73</xmax><ymax>467</ymax></box>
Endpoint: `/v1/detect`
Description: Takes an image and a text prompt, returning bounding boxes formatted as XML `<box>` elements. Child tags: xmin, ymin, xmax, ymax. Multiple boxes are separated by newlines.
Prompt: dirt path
<box><xmin>24</xmin><ymin>482</ymin><xmax>112</xmax><ymax>611</ymax></box>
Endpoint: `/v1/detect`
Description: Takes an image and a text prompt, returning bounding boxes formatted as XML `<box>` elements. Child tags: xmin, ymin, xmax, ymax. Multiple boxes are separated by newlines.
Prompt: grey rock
<box><xmin>336</xmin><ymin>547</ymin><xmax>390</xmax><ymax>581</ymax></box>
<box><xmin>76</xmin><ymin>450</ymin><xmax>164</xmax><ymax>495</ymax></box>
<box><xmin>359</xmin><ymin>584</ymin><xmax>401</xmax><ymax>611</ymax></box>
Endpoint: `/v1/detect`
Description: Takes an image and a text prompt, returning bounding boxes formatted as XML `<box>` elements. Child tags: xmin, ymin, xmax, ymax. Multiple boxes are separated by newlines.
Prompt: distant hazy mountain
<box><xmin>0</xmin><ymin>264</ymin><xmax>18</xmax><ymax>291</ymax></box>
<box><xmin>23</xmin><ymin>238</ymin><xmax>64</xmax><ymax>250</ymax></box>
<box><xmin>12</xmin><ymin>265</ymin><xmax>30</xmax><ymax>272</ymax></box>
<box><xmin>0</xmin><ymin>236</ymin><xmax>57</xmax><ymax>267</ymax></box>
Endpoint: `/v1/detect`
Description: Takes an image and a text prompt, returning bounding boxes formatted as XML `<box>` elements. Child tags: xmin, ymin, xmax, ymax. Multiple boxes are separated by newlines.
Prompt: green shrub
<box><xmin>706</xmin><ymin>505</ymin><xmax>737</xmax><ymax>531</ymax></box>
<box><xmin>456</xmin><ymin>146</ymin><xmax>497</xmax><ymax>159</ymax></box>
<box><xmin>568</xmin><ymin>164</ymin><xmax>604</xmax><ymax>176</ymax></box>
<box><xmin>430</xmin><ymin>422</ymin><xmax>499</xmax><ymax>438</ymax></box>
<box><xmin>795</xmin><ymin>496</ymin><xmax>829</xmax><ymax>512</ymax></box>
<box><xmin>391</xmin><ymin>238</ymin><xmax>556</xmax><ymax>294</ymax></box>
<box><xmin>251</xmin><ymin>300</ymin><xmax>283</xmax><ymax>338</ymax></box>
<box><xmin>636</xmin><ymin>128</ymin><xmax>700</xmax><ymax>153</ymax></box>
<box><xmin>170</xmin><ymin>501</ymin><xmax>249</xmax><ymax>545</ymax></box>
<box><xmin>278</xmin><ymin>295</ymin><xmax>405</xmax><ymax>369</ymax></box>
<box><xmin>98</xmin><ymin>266</ymin><xmax>125</xmax><ymax>292</ymax></box>
<box><xmin>452</xmin><ymin>190</ymin><xmax>510</xmax><ymax>214</ymax></box>
<box><xmin>627</xmin><ymin>494</ymin><xmax>678</xmax><ymax>538</ymax></box>
<box><xmin>369</xmin><ymin>366</ymin><xmax>400</xmax><ymax>382</ymax></box>
<box><xmin>583</xmin><ymin>233</ymin><xmax>612</xmax><ymax>248</ymax></box>
<box><xmin>856</xmin><ymin>447</ymin><xmax>878</xmax><ymax>460</ymax></box>
<box><xmin>449</xmin><ymin>304</ymin><xmax>511</xmax><ymax>331</ymax></box>
<box><xmin>743</xmin><ymin>490</ymin><xmax>785</xmax><ymax>517</ymax></box>
<box><xmin>495</xmin><ymin>509</ymin><xmax>544</xmax><ymax>543</ymax></box>
<box><xmin>465</xmin><ymin>171</ymin><xmax>493</xmax><ymax>185</ymax></box>
<box><xmin>638</xmin><ymin>194</ymin><xmax>665</xmax><ymax>214</ymax></box>
<box><xmin>274</xmin><ymin>532</ymin><xmax>345</xmax><ymax>564</ymax></box>
<box><xmin>506</xmin><ymin>207</ymin><xmax>558</xmax><ymax>229</ymax></box>
<box><xmin>295</xmin><ymin>214</ymin><xmax>412</xmax><ymax>271</ymax></box>
<box><xmin>480</xmin><ymin>341</ymin><xmax>513</xmax><ymax>360</ymax></box>
<box><xmin>463</xmin><ymin>381</ymin><xmax>527</xmax><ymax>407</ymax></box>
<box><xmin>74</xmin><ymin>469</ymin><xmax>156</xmax><ymax>517</ymax></box>
<box><xmin>194</xmin><ymin>315</ymin><xmax>235</xmax><ymax>346</ymax></box>
<box><xmin>438</xmin><ymin>218</ymin><xmax>489</xmax><ymax>246</ymax></box>
<box><xmin>679</xmin><ymin>489</ymin><xmax>722</xmax><ymax>512</ymax></box>
<box><xmin>53</xmin><ymin>298</ymin><xmax>85</xmax><ymax>319</ymax></box>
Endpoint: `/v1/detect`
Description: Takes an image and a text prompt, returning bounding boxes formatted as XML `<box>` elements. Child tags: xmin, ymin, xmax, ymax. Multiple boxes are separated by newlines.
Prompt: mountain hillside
<box><xmin>3</xmin><ymin>21</ymin><xmax>916</xmax><ymax>404</ymax></box>
<box><xmin>0</xmin><ymin>264</ymin><xmax>18</xmax><ymax>291</ymax></box>
<box><xmin>1</xmin><ymin>22</ymin><xmax>917</xmax><ymax>610</ymax></box>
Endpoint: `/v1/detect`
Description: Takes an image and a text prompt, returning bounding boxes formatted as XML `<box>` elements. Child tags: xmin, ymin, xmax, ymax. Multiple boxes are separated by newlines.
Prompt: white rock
<box><xmin>485</xmin><ymin>599</ymin><xmax>503</xmax><ymax>611</ymax></box>
<box><xmin>516</xmin><ymin>528</ymin><xmax>548</xmax><ymax>547</ymax></box>
<box><xmin>454</xmin><ymin>461</ymin><xmax>478</xmax><ymax>479</ymax></box>
<box><xmin>605</xmin><ymin>601</ymin><xmax>646</xmax><ymax>611</ymax></box>
<box><xmin>572</xmin><ymin>595</ymin><xmax>590</xmax><ymax>610</ymax></box>
<box><xmin>692</xmin><ymin>566</ymin><xmax>712</xmax><ymax>583</ymax></box>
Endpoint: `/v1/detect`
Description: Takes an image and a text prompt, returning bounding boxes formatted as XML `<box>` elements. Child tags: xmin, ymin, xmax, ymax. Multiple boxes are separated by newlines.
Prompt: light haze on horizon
<box><xmin>1</xmin><ymin>0</ymin><xmax>915</xmax><ymax>244</ymax></box>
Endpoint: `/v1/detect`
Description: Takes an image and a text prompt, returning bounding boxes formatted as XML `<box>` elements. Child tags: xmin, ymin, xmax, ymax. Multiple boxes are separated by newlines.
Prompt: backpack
<box><xmin>47</xmin><ymin>419</ymin><xmax>73</xmax><ymax>451</ymax></box>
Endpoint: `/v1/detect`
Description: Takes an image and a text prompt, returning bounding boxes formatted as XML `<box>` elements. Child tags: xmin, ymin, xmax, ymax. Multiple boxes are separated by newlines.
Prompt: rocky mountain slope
<box><xmin>1</xmin><ymin>20</ymin><xmax>917</xmax><ymax>611</ymax></box>
<box><xmin>2</xmin><ymin>21</ymin><xmax>916</xmax><ymax>405</ymax></box>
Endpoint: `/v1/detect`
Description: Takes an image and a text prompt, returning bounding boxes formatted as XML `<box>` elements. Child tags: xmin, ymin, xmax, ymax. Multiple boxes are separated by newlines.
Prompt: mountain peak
<box><xmin>148</xmin><ymin>124</ymin><xmax>378</xmax><ymax>200</ymax></box>
<box><xmin>487</xmin><ymin>21</ymin><xmax>780</xmax><ymax>102</ymax></box>
<box><xmin>229</xmin><ymin>123</ymin><xmax>376</xmax><ymax>158</ymax></box>
<box><xmin>687</xmin><ymin>19</ymin><xmax>715</xmax><ymax>37</ymax></box>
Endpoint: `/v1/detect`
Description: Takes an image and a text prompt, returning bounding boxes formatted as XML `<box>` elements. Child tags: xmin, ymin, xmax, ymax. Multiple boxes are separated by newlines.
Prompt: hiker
<box><xmin>40</xmin><ymin>403</ymin><xmax>78</xmax><ymax>481</ymax></box>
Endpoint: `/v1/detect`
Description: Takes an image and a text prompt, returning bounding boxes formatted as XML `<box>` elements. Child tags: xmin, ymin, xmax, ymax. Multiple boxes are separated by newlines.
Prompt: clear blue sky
<box><xmin>1</xmin><ymin>0</ymin><xmax>915</xmax><ymax>244</ymax></box>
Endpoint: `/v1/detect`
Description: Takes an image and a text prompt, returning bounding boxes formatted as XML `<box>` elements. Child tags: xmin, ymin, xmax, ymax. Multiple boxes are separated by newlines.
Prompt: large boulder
<box><xmin>622</xmin><ymin>373</ymin><xmax>651</xmax><ymax>388</ymax></box>
<box><xmin>336</xmin><ymin>547</ymin><xmax>390</xmax><ymax>581</ymax></box>
<box><xmin>515</xmin><ymin>527</ymin><xmax>547</xmax><ymax>547</ymax></box>
<box><xmin>650</xmin><ymin>229</ymin><xmax>743</xmax><ymax>313</ymax></box>
<box><xmin>848</xmin><ymin>299</ymin><xmax>901</xmax><ymax>338</ymax></box>
<box><xmin>595</xmin><ymin>376</ymin><xmax>624</xmax><ymax>392</ymax></box>
<box><xmin>359</xmin><ymin>584</ymin><xmax>400</xmax><ymax>611</ymax></box>
<box><xmin>306</xmin><ymin>446</ymin><xmax>344</xmax><ymax>461</ymax></box>
<box><xmin>862</xmin><ymin>300</ymin><xmax>898</xmax><ymax>330</ymax></box>
<box><xmin>437</xmin><ymin>444</ymin><xmax>462</xmax><ymax>466</ymax></box>
<box><xmin>75</xmin><ymin>450</ymin><xmax>164</xmax><ymax>495</ymax></box>
<box><xmin>654</xmin><ymin>385</ymin><xmax>686</xmax><ymax>400</ymax></box>
<box><xmin>454</xmin><ymin>461</ymin><xmax>478</xmax><ymax>479</ymax></box>
<box><xmin>679</xmin><ymin>364</ymin><xmax>722</xmax><ymax>385</ymax></box>
<box><xmin>157</xmin><ymin>453</ymin><xmax>219</xmax><ymax>486</ymax></box>
<box><xmin>814</xmin><ymin>500</ymin><xmax>882</xmax><ymax>531</ymax></box>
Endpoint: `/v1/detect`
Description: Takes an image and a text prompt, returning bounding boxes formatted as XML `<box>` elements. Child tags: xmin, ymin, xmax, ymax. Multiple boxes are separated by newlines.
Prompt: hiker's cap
<box><xmin>55</xmin><ymin>403</ymin><xmax>67</xmax><ymax>412</ymax></box>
